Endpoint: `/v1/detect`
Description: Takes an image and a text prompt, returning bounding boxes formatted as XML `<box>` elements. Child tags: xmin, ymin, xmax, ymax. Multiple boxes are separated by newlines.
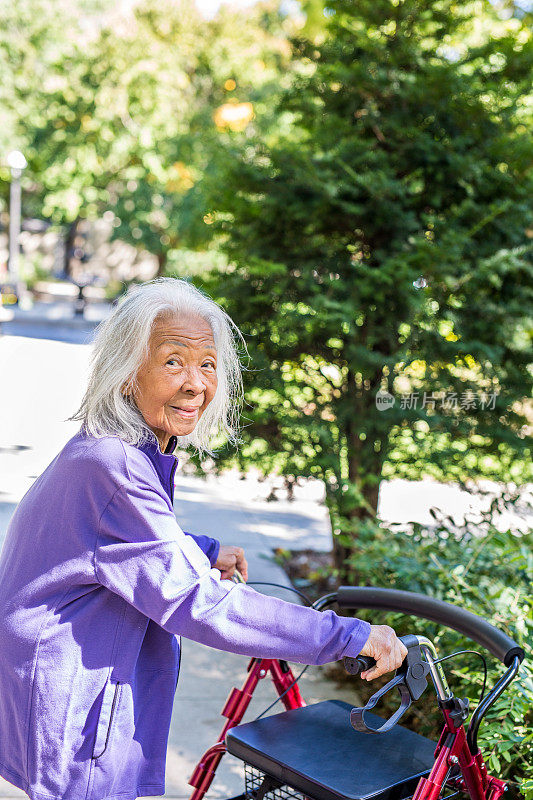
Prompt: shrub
<box><xmin>330</xmin><ymin>485</ymin><xmax>532</xmax><ymax>798</ymax></box>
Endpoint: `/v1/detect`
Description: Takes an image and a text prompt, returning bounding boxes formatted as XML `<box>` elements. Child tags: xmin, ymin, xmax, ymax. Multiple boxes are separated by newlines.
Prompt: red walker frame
<box><xmin>189</xmin><ymin>657</ymin><xmax>305</xmax><ymax>800</ymax></box>
<box><xmin>187</xmin><ymin>655</ymin><xmax>507</xmax><ymax>800</ymax></box>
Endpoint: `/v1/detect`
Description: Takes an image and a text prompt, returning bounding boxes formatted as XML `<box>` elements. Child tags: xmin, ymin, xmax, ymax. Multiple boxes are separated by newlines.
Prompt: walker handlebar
<box><xmin>343</xmin><ymin>655</ymin><xmax>376</xmax><ymax>676</ymax></box>
<box><xmin>337</xmin><ymin>586</ymin><xmax>524</xmax><ymax>666</ymax></box>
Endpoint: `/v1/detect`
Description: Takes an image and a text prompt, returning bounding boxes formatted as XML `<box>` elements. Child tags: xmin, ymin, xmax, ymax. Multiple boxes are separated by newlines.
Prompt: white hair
<box><xmin>70</xmin><ymin>277</ymin><xmax>248</xmax><ymax>457</ymax></box>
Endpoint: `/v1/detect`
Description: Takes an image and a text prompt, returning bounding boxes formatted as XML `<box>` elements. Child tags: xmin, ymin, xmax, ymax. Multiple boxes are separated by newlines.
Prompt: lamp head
<box><xmin>7</xmin><ymin>150</ymin><xmax>27</xmax><ymax>171</ymax></box>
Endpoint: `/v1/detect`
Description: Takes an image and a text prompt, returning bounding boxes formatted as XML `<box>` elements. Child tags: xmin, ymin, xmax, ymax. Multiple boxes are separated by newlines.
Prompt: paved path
<box><xmin>0</xmin><ymin>299</ymin><xmax>111</xmax><ymax>344</ymax></box>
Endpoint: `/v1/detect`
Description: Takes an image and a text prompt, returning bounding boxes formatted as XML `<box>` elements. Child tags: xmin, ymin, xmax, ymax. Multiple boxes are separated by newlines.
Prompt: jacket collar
<box><xmin>136</xmin><ymin>434</ymin><xmax>178</xmax><ymax>500</ymax></box>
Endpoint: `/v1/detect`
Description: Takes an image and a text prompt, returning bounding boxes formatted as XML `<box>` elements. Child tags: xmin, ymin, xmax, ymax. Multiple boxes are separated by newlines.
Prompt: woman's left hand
<box><xmin>215</xmin><ymin>545</ymin><xmax>248</xmax><ymax>581</ymax></box>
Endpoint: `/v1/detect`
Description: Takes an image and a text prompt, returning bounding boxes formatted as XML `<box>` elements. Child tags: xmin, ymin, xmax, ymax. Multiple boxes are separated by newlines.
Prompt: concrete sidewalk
<box><xmin>0</xmin><ymin>332</ymin><xmax>360</xmax><ymax>800</ymax></box>
<box><xmin>1</xmin><ymin>298</ymin><xmax>111</xmax><ymax>344</ymax></box>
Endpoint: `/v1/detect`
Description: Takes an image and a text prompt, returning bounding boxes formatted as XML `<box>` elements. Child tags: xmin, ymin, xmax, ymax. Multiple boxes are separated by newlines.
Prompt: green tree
<box><xmin>110</xmin><ymin>0</ymin><xmax>295</xmax><ymax>275</ymax></box>
<box><xmin>0</xmin><ymin>0</ymin><xmax>294</xmax><ymax>276</ymax></box>
<box><xmin>0</xmin><ymin>0</ymin><xmax>105</xmax><ymax>216</ymax></box>
<box><xmin>194</xmin><ymin>0</ymin><xmax>533</xmax><ymax>570</ymax></box>
<box><xmin>0</xmin><ymin>0</ymin><xmax>205</xmax><ymax>238</ymax></box>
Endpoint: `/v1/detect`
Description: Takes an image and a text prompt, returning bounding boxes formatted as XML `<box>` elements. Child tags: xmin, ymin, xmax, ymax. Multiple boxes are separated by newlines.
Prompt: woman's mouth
<box><xmin>171</xmin><ymin>406</ymin><xmax>199</xmax><ymax>418</ymax></box>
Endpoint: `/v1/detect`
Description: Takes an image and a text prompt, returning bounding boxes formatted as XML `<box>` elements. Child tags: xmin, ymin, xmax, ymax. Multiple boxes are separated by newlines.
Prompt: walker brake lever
<box><xmin>347</xmin><ymin>635</ymin><xmax>431</xmax><ymax>734</ymax></box>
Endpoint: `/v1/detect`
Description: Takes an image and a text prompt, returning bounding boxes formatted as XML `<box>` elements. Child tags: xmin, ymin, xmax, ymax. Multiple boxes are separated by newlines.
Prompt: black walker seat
<box><xmin>226</xmin><ymin>700</ymin><xmax>437</xmax><ymax>800</ymax></box>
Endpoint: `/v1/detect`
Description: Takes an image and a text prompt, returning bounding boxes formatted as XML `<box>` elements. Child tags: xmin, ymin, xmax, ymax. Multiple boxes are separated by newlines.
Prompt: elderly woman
<box><xmin>0</xmin><ymin>278</ymin><xmax>406</xmax><ymax>800</ymax></box>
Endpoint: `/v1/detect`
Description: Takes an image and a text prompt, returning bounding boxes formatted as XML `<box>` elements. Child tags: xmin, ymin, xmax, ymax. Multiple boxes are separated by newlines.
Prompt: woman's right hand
<box><xmin>358</xmin><ymin>624</ymin><xmax>408</xmax><ymax>681</ymax></box>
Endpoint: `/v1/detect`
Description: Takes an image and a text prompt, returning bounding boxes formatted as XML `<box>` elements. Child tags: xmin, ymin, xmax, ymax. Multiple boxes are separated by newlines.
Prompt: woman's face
<box><xmin>131</xmin><ymin>312</ymin><xmax>218</xmax><ymax>452</ymax></box>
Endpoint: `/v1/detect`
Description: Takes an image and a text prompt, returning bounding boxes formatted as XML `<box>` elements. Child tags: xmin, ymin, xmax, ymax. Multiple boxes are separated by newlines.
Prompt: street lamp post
<box><xmin>6</xmin><ymin>150</ymin><xmax>27</xmax><ymax>300</ymax></box>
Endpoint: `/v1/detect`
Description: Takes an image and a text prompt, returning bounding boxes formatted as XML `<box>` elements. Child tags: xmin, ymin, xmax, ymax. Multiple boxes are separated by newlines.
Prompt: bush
<box><xmin>330</xmin><ymin>485</ymin><xmax>532</xmax><ymax>798</ymax></box>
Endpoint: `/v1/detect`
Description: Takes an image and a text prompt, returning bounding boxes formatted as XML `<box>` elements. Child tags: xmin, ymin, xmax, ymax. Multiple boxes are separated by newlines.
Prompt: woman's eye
<box><xmin>166</xmin><ymin>359</ymin><xmax>181</xmax><ymax>367</ymax></box>
<box><xmin>203</xmin><ymin>362</ymin><xmax>216</xmax><ymax>369</ymax></box>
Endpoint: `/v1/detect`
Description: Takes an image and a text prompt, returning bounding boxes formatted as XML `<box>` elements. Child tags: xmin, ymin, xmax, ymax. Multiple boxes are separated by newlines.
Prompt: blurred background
<box><xmin>0</xmin><ymin>0</ymin><xmax>532</xmax><ymax>796</ymax></box>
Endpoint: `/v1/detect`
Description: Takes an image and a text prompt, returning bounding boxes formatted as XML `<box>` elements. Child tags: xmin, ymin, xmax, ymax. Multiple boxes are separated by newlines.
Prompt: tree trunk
<box><xmin>63</xmin><ymin>218</ymin><xmax>80</xmax><ymax>277</ymax></box>
<box><xmin>156</xmin><ymin>251</ymin><xmax>167</xmax><ymax>278</ymax></box>
<box><xmin>332</xmin><ymin>368</ymin><xmax>384</xmax><ymax>580</ymax></box>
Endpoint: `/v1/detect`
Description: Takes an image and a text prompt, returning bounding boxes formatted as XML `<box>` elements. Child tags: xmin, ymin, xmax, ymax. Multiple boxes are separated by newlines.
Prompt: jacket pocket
<box><xmin>92</xmin><ymin>679</ymin><xmax>121</xmax><ymax>759</ymax></box>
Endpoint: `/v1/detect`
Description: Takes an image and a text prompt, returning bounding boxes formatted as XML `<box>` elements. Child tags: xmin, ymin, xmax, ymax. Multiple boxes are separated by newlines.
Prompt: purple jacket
<box><xmin>0</xmin><ymin>428</ymin><xmax>371</xmax><ymax>800</ymax></box>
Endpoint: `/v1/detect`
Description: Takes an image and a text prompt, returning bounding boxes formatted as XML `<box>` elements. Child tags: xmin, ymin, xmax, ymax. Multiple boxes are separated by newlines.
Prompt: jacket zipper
<box><xmin>175</xmin><ymin>642</ymin><xmax>181</xmax><ymax>693</ymax></box>
<box><xmin>169</xmin><ymin>458</ymin><xmax>178</xmax><ymax>505</ymax></box>
<box><xmin>169</xmin><ymin>454</ymin><xmax>181</xmax><ymax>694</ymax></box>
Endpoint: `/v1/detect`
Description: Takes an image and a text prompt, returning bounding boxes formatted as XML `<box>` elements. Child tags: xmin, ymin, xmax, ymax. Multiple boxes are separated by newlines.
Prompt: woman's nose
<box><xmin>181</xmin><ymin>366</ymin><xmax>207</xmax><ymax>393</ymax></box>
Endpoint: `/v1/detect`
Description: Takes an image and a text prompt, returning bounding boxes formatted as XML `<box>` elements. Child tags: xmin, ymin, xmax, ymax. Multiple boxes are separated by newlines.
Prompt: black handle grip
<box><xmin>337</xmin><ymin>586</ymin><xmax>525</xmax><ymax>666</ymax></box>
<box><xmin>344</xmin><ymin>655</ymin><xmax>376</xmax><ymax>676</ymax></box>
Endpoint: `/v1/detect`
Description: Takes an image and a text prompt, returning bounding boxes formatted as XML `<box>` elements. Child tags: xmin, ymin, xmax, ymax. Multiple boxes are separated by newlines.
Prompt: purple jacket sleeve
<box><xmin>94</xmin><ymin>473</ymin><xmax>370</xmax><ymax>665</ymax></box>
<box><xmin>183</xmin><ymin>532</ymin><xmax>220</xmax><ymax>567</ymax></box>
